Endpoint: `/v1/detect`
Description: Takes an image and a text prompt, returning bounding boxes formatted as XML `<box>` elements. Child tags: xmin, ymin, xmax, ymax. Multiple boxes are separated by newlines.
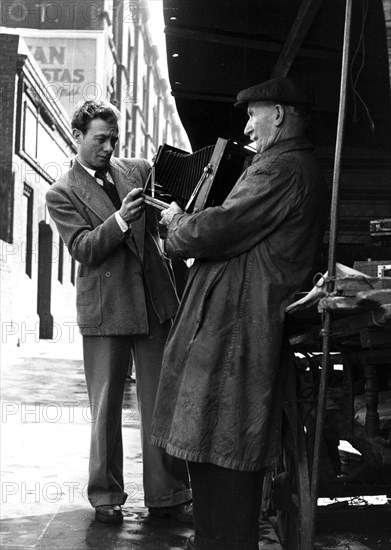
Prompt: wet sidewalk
<box><xmin>0</xmin><ymin>338</ymin><xmax>282</xmax><ymax>550</ymax></box>
<box><xmin>1</xmin><ymin>338</ymin><xmax>390</xmax><ymax>549</ymax></box>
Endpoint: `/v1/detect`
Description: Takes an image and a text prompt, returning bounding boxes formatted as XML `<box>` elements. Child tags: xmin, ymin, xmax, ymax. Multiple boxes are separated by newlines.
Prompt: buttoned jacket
<box><xmin>46</xmin><ymin>157</ymin><xmax>178</xmax><ymax>336</ymax></box>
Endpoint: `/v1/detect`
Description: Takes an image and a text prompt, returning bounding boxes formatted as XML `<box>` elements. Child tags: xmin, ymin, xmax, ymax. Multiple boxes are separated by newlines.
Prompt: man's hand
<box><xmin>160</xmin><ymin>202</ymin><xmax>183</xmax><ymax>227</ymax></box>
<box><xmin>119</xmin><ymin>188</ymin><xmax>145</xmax><ymax>223</ymax></box>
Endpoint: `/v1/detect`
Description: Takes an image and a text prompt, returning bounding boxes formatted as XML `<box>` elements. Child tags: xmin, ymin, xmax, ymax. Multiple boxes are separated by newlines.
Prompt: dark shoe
<box><xmin>148</xmin><ymin>501</ymin><xmax>193</xmax><ymax>524</ymax></box>
<box><xmin>95</xmin><ymin>504</ymin><xmax>123</xmax><ymax>524</ymax></box>
<box><xmin>187</xmin><ymin>535</ymin><xmax>197</xmax><ymax>549</ymax></box>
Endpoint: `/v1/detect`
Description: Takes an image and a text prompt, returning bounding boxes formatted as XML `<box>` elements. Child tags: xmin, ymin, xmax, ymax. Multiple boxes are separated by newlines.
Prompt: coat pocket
<box><xmin>76</xmin><ymin>276</ymin><xmax>102</xmax><ymax>327</ymax></box>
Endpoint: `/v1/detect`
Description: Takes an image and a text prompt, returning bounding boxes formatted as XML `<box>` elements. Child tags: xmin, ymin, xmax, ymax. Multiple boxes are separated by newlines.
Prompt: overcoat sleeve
<box><xmin>165</xmin><ymin>157</ymin><xmax>301</xmax><ymax>261</ymax></box>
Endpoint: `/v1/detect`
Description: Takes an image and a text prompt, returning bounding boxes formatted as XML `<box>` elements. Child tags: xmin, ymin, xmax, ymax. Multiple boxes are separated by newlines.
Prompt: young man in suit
<box><xmin>46</xmin><ymin>100</ymin><xmax>191</xmax><ymax>525</ymax></box>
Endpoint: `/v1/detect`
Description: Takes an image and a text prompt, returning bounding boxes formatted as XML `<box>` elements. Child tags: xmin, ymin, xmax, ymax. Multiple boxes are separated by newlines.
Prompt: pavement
<box><xmin>0</xmin><ymin>336</ymin><xmax>390</xmax><ymax>550</ymax></box>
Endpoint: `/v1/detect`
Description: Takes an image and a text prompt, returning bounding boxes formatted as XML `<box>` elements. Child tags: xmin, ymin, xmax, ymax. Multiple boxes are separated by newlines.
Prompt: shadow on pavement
<box><xmin>1</xmin><ymin>507</ymin><xmax>193</xmax><ymax>550</ymax></box>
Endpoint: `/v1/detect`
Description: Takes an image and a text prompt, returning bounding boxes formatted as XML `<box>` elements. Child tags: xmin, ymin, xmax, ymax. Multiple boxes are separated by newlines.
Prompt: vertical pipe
<box><xmin>306</xmin><ymin>0</ymin><xmax>353</xmax><ymax>548</ymax></box>
<box><xmin>327</xmin><ymin>0</ymin><xmax>354</xmax><ymax>279</ymax></box>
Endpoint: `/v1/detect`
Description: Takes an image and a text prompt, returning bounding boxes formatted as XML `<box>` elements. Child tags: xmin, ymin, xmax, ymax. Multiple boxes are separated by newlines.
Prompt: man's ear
<box><xmin>274</xmin><ymin>104</ymin><xmax>285</xmax><ymax>127</ymax></box>
<box><xmin>72</xmin><ymin>128</ymin><xmax>83</xmax><ymax>143</ymax></box>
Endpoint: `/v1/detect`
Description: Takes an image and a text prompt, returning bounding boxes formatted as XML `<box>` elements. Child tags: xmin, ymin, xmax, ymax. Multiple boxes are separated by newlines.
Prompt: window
<box><xmin>23</xmin><ymin>104</ymin><xmax>38</xmax><ymax>158</ymax></box>
<box><xmin>142</xmin><ymin>76</ymin><xmax>147</xmax><ymax>117</ymax></box>
<box><xmin>23</xmin><ymin>184</ymin><xmax>34</xmax><ymax>278</ymax></box>
<box><xmin>112</xmin><ymin>0</ymin><xmax>120</xmax><ymax>44</ymax></box>
<box><xmin>19</xmin><ymin>93</ymin><xmax>71</xmax><ymax>183</ymax></box>
<box><xmin>70</xmin><ymin>257</ymin><xmax>76</xmax><ymax>286</ymax></box>
<box><xmin>124</xmin><ymin>112</ymin><xmax>132</xmax><ymax>157</ymax></box>
<box><xmin>127</xmin><ymin>29</ymin><xmax>133</xmax><ymax>83</ymax></box>
<box><xmin>58</xmin><ymin>236</ymin><xmax>64</xmax><ymax>283</ymax></box>
<box><xmin>152</xmin><ymin>106</ymin><xmax>158</xmax><ymax>144</ymax></box>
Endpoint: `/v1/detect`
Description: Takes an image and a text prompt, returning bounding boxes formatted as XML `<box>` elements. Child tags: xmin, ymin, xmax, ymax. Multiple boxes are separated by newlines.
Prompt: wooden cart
<box><xmin>258</xmin><ymin>2</ymin><xmax>391</xmax><ymax>547</ymax></box>
<box><xmin>261</xmin><ymin>277</ymin><xmax>391</xmax><ymax>549</ymax></box>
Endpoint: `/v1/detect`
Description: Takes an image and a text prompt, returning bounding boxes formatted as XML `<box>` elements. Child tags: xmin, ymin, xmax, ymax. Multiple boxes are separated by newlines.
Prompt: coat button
<box><xmin>105</xmin><ymin>271</ymin><xmax>112</xmax><ymax>277</ymax></box>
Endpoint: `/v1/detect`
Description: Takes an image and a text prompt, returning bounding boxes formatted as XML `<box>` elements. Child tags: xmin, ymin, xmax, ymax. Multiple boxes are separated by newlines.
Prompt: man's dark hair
<box><xmin>71</xmin><ymin>100</ymin><xmax>119</xmax><ymax>133</ymax></box>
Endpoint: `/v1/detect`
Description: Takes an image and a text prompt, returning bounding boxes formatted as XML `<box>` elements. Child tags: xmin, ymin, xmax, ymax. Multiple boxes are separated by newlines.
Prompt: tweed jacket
<box><xmin>46</xmin><ymin>157</ymin><xmax>178</xmax><ymax>335</ymax></box>
<box><xmin>151</xmin><ymin>137</ymin><xmax>329</xmax><ymax>471</ymax></box>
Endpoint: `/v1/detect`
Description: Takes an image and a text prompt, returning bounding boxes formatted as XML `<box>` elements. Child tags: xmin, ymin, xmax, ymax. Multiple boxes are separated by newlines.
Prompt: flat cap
<box><xmin>235</xmin><ymin>76</ymin><xmax>313</xmax><ymax>108</ymax></box>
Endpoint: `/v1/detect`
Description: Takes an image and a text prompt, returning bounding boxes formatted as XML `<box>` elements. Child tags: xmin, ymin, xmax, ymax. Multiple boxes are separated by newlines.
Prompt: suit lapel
<box><xmin>70</xmin><ymin>159</ymin><xmax>116</xmax><ymax>220</ymax></box>
<box><xmin>109</xmin><ymin>158</ymin><xmax>146</xmax><ymax>261</ymax></box>
<box><xmin>69</xmin><ymin>159</ymin><xmax>143</xmax><ymax>260</ymax></box>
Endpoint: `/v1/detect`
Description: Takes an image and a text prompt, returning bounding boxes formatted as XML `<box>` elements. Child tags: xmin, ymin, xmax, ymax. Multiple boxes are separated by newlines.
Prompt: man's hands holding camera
<box><xmin>118</xmin><ymin>190</ymin><xmax>184</xmax><ymax>230</ymax></box>
<box><xmin>160</xmin><ymin>202</ymin><xmax>184</xmax><ymax>227</ymax></box>
<box><xmin>119</xmin><ymin>188</ymin><xmax>145</xmax><ymax>224</ymax></box>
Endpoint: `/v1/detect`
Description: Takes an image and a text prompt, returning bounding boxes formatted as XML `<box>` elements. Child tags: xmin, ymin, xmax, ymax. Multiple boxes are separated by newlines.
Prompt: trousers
<box><xmin>188</xmin><ymin>462</ymin><xmax>264</xmax><ymax>550</ymax></box>
<box><xmin>83</xmin><ymin>302</ymin><xmax>191</xmax><ymax>508</ymax></box>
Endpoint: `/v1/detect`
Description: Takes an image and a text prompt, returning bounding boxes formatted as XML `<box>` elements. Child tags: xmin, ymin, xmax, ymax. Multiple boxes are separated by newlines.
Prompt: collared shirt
<box><xmin>76</xmin><ymin>157</ymin><xmax>129</xmax><ymax>233</ymax></box>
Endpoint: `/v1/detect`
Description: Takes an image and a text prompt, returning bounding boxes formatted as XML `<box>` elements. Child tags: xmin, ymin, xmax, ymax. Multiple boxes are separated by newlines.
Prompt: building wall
<box><xmin>0</xmin><ymin>35</ymin><xmax>77</xmax><ymax>349</ymax></box>
<box><xmin>0</xmin><ymin>0</ymin><xmax>189</xmax><ymax>348</ymax></box>
<box><xmin>0</xmin><ymin>33</ymin><xmax>18</xmax><ymax>245</ymax></box>
<box><xmin>0</xmin><ymin>0</ymin><xmax>189</xmax><ymax>156</ymax></box>
<box><xmin>0</xmin><ymin>34</ymin><xmax>19</xmax><ymax>337</ymax></box>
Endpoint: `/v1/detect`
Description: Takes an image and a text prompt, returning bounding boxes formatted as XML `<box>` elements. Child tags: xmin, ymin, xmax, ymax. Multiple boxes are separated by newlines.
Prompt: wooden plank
<box><xmin>333</xmin><ymin>277</ymin><xmax>391</xmax><ymax>296</ymax></box>
<box><xmin>165</xmin><ymin>25</ymin><xmax>339</xmax><ymax>61</ymax></box>
<box><xmin>356</xmin><ymin>289</ymin><xmax>391</xmax><ymax>308</ymax></box>
<box><xmin>325</xmin><ymin>305</ymin><xmax>391</xmax><ymax>338</ymax></box>
<box><xmin>318</xmin><ymin>296</ymin><xmax>362</xmax><ymax>311</ymax></box>
<box><xmin>170</xmin><ymin>90</ymin><xmax>237</xmax><ymax>102</ymax></box>
<box><xmin>272</xmin><ymin>0</ymin><xmax>324</xmax><ymax>77</ymax></box>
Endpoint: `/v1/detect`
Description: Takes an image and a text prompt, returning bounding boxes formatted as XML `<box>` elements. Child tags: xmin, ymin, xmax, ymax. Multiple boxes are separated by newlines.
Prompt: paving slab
<box><xmin>1</xmin><ymin>340</ymin><xmax>390</xmax><ymax>550</ymax></box>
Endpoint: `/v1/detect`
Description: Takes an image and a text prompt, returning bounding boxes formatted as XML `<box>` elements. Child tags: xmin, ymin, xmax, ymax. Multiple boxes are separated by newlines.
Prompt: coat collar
<box><xmin>251</xmin><ymin>136</ymin><xmax>313</xmax><ymax>165</ymax></box>
<box><xmin>69</xmin><ymin>158</ymin><xmax>145</xmax><ymax>260</ymax></box>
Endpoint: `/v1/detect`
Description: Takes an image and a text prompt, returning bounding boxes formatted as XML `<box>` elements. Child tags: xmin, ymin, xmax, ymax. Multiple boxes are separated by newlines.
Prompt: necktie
<box><xmin>95</xmin><ymin>171</ymin><xmax>122</xmax><ymax>210</ymax></box>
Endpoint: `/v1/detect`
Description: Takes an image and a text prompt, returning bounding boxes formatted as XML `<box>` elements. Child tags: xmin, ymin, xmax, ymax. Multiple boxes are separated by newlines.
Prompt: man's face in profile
<box><xmin>244</xmin><ymin>101</ymin><xmax>277</xmax><ymax>153</ymax></box>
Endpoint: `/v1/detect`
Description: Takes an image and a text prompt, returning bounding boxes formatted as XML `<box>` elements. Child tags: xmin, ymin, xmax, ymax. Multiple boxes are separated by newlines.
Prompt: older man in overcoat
<box><xmin>151</xmin><ymin>77</ymin><xmax>329</xmax><ymax>549</ymax></box>
<box><xmin>46</xmin><ymin>100</ymin><xmax>191</xmax><ymax>525</ymax></box>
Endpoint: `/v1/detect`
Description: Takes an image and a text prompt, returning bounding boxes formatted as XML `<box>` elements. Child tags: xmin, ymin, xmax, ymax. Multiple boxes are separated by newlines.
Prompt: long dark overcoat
<box><xmin>151</xmin><ymin>137</ymin><xmax>329</xmax><ymax>471</ymax></box>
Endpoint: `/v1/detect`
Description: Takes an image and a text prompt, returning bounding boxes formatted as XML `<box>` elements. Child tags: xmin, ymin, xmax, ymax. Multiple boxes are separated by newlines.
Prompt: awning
<box><xmin>163</xmin><ymin>0</ymin><xmax>391</xmax><ymax>152</ymax></box>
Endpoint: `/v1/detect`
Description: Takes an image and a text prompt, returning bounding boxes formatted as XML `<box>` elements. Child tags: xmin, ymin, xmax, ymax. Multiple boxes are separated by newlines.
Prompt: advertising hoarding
<box><xmin>25</xmin><ymin>36</ymin><xmax>99</xmax><ymax>118</ymax></box>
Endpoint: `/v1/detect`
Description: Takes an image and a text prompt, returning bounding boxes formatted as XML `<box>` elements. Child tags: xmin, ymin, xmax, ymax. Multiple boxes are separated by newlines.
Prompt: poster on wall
<box><xmin>24</xmin><ymin>36</ymin><xmax>99</xmax><ymax>118</ymax></box>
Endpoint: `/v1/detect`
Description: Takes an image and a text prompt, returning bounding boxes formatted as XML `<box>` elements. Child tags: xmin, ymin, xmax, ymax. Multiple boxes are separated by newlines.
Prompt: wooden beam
<box><xmin>272</xmin><ymin>0</ymin><xmax>325</xmax><ymax>77</ymax></box>
<box><xmin>165</xmin><ymin>24</ymin><xmax>281</xmax><ymax>53</ymax></box>
<box><xmin>170</xmin><ymin>88</ymin><xmax>337</xmax><ymax>111</ymax></box>
<box><xmin>171</xmin><ymin>90</ymin><xmax>236</xmax><ymax>102</ymax></box>
<box><xmin>165</xmin><ymin>23</ymin><xmax>338</xmax><ymax>61</ymax></box>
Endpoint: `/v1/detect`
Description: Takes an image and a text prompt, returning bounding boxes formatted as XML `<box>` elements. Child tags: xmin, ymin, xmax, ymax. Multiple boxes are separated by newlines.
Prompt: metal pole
<box><xmin>326</xmin><ymin>0</ymin><xmax>354</xmax><ymax>280</ymax></box>
<box><xmin>306</xmin><ymin>0</ymin><xmax>353</xmax><ymax>548</ymax></box>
